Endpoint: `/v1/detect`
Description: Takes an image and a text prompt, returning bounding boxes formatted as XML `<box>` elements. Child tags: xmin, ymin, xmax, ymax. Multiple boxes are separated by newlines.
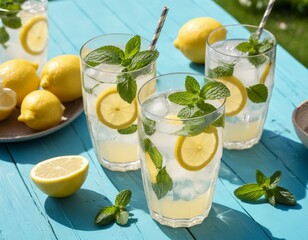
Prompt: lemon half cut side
<box><xmin>20</xmin><ymin>15</ymin><xmax>48</xmax><ymax>55</ymax></box>
<box><xmin>96</xmin><ymin>87</ymin><xmax>138</xmax><ymax>129</ymax></box>
<box><xmin>174</xmin><ymin>126</ymin><xmax>219</xmax><ymax>171</ymax></box>
<box><xmin>30</xmin><ymin>155</ymin><xmax>89</xmax><ymax>198</ymax></box>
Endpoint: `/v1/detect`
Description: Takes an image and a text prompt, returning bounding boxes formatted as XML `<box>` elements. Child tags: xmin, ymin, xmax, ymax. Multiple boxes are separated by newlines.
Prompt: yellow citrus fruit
<box><xmin>18</xmin><ymin>90</ymin><xmax>65</xmax><ymax>131</ymax></box>
<box><xmin>0</xmin><ymin>59</ymin><xmax>40</xmax><ymax>107</ymax></box>
<box><xmin>215</xmin><ymin>76</ymin><xmax>247</xmax><ymax>117</ymax></box>
<box><xmin>0</xmin><ymin>83</ymin><xmax>17</xmax><ymax>121</ymax></box>
<box><xmin>145</xmin><ymin>152</ymin><xmax>158</xmax><ymax>183</ymax></box>
<box><xmin>40</xmin><ymin>55</ymin><xmax>82</xmax><ymax>102</ymax></box>
<box><xmin>96</xmin><ymin>87</ymin><xmax>138</xmax><ymax>129</ymax></box>
<box><xmin>174</xmin><ymin>17</ymin><xmax>226</xmax><ymax>64</ymax></box>
<box><xmin>174</xmin><ymin>126</ymin><xmax>219</xmax><ymax>171</ymax></box>
<box><xmin>19</xmin><ymin>16</ymin><xmax>48</xmax><ymax>55</ymax></box>
<box><xmin>30</xmin><ymin>155</ymin><xmax>89</xmax><ymax>198</ymax></box>
<box><xmin>259</xmin><ymin>62</ymin><xmax>272</xmax><ymax>84</ymax></box>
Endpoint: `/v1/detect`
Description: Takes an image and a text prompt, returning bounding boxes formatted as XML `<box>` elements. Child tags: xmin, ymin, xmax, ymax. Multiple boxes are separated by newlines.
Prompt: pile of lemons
<box><xmin>0</xmin><ymin>55</ymin><xmax>82</xmax><ymax>131</ymax></box>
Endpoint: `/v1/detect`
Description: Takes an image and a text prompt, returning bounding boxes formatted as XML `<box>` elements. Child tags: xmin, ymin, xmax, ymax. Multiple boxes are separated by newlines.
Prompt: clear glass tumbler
<box><xmin>80</xmin><ymin>34</ymin><xmax>156</xmax><ymax>171</ymax></box>
<box><xmin>0</xmin><ymin>0</ymin><xmax>48</xmax><ymax>68</ymax></box>
<box><xmin>138</xmin><ymin>73</ymin><xmax>225</xmax><ymax>227</ymax></box>
<box><xmin>205</xmin><ymin>24</ymin><xmax>277</xmax><ymax>150</ymax></box>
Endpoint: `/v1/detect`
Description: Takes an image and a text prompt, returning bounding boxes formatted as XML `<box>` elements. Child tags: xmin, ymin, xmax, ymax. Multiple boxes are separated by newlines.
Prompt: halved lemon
<box><xmin>0</xmin><ymin>84</ymin><xmax>17</xmax><ymax>121</ymax></box>
<box><xmin>259</xmin><ymin>62</ymin><xmax>272</xmax><ymax>84</ymax></box>
<box><xmin>145</xmin><ymin>152</ymin><xmax>158</xmax><ymax>183</ymax></box>
<box><xmin>215</xmin><ymin>76</ymin><xmax>247</xmax><ymax>117</ymax></box>
<box><xmin>174</xmin><ymin>126</ymin><xmax>219</xmax><ymax>171</ymax></box>
<box><xmin>19</xmin><ymin>16</ymin><xmax>48</xmax><ymax>55</ymax></box>
<box><xmin>30</xmin><ymin>155</ymin><xmax>89</xmax><ymax>198</ymax></box>
<box><xmin>96</xmin><ymin>87</ymin><xmax>138</xmax><ymax>129</ymax></box>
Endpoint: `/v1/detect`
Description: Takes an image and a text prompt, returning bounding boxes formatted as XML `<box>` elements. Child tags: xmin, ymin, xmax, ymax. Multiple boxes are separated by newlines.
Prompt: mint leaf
<box><xmin>269</xmin><ymin>171</ymin><xmax>281</xmax><ymax>189</ymax></box>
<box><xmin>85</xmin><ymin>45</ymin><xmax>124</xmax><ymax>67</ymax></box>
<box><xmin>265</xmin><ymin>190</ymin><xmax>276</xmax><ymax>206</ymax></box>
<box><xmin>117</xmin><ymin>124</ymin><xmax>137</xmax><ymax>134</ymax></box>
<box><xmin>168</xmin><ymin>91</ymin><xmax>199</xmax><ymax>106</ymax></box>
<box><xmin>211</xmin><ymin>115</ymin><xmax>224</xmax><ymax>128</ymax></box>
<box><xmin>142</xmin><ymin>117</ymin><xmax>156</xmax><ymax>136</ymax></box>
<box><xmin>0</xmin><ymin>26</ymin><xmax>9</xmax><ymax>46</ymax></box>
<box><xmin>127</xmin><ymin>50</ymin><xmax>158</xmax><ymax>71</ymax></box>
<box><xmin>115</xmin><ymin>210</ymin><xmax>129</xmax><ymax>225</ymax></box>
<box><xmin>249</xmin><ymin>55</ymin><xmax>268</xmax><ymax>67</ymax></box>
<box><xmin>234</xmin><ymin>183</ymin><xmax>264</xmax><ymax>201</ymax></box>
<box><xmin>176</xmin><ymin>119</ymin><xmax>209</xmax><ymax>137</ymax></box>
<box><xmin>144</xmin><ymin>138</ymin><xmax>162</xmax><ymax>169</ymax></box>
<box><xmin>185</xmin><ymin>76</ymin><xmax>200</xmax><ymax>94</ymax></box>
<box><xmin>94</xmin><ymin>206</ymin><xmax>118</xmax><ymax>226</ymax></box>
<box><xmin>177</xmin><ymin>105</ymin><xmax>200</xmax><ymax>119</ymax></box>
<box><xmin>152</xmin><ymin>167</ymin><xmax>173</xmax><ymax>199</ymax></box>
<box><xmin>208</xmin><ymin>64</ymin><xmax>234</xmax><ymax>78</ymax></box>
<box><xmin>273</xmin><ymin>187</ymin><xmax>297</xmax><ymax>206</ymax></box>
<box><xmin>200</xmin><ymin>81</ymin><xmax>230</xmax><ymax>100</ymax></box>
<box><xmin>125</xmin><ymin>35</ymin><xmax>141</xmax><ymax>59</ymax></box>
<box><xmin>117</xmin><ymin>73</ymin><xmax>137</xmax><ymax>103</ymax></box>
<box><xmin>2</xmin><ymin>14</ymin><xmax>21</xmax><ymax>29</ymax></box>
<box><xmin>256</xmin><ymin>169</ymin><xmax>267</xmax><ymax>185</ymax></box>
<box><xmin>246</xmin><ymin>84</ymin><xmax>268</xmax><ymax>103</ymax></box>
<box><xmin>236</xmin><ymin>41</ymin><xmax>252</xmax><ymax>52</ymax></box>
<box><xmin>259</xmin><ymin>38</ymin><xmax>275</xmax><ymax>53</ymax></box>
<box><xmin>115</xmin><ymin>189</ymin><xmax>132</xmax><ymax>208</ymax></box>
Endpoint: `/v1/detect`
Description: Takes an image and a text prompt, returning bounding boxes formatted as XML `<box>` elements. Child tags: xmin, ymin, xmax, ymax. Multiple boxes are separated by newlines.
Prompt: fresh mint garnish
<box><xmin>246</xmin><ymin>83</ymin><xmax>268</xmax><ymax>103</ymax></box>
<box><xmin>117</xmin><ymin>124</ymin><xmax>137</xmax><ymax>134</ymax></box>
<box><xmin>144</xmin><ymin>138</ymin><xmax>162</xmax><ymax>169</ymax></box>
<box><xmin>152</xmin><ymin>167</ymin><xmax>173</xmax><ymax>200</ymax></box>
<box><xmin>95</xmin><ymin>189</ymin><xmax>132</xmax><ymax>226</ymax></box>
<box><xmin>185</xmin><ymin>75</ymin><xmax>200</xmax><ymax>93</ymax></box>
<box><xmin>168</xmin><ymin>91</ymin><xmax>199</xmax><ymax>106</ymax></box>
<box><xmin>142</xmin><ymin>117</ymin><xmax>156</xmax><ymax>136</ymax></box>
<box><xmin>84</xmin><ymin>35</ymin><xmax>159</xmax><ymax>103</ymax></box>
<box><xmin>200</xmin><ymin>81</ymin><xmax>231</xmax><ymax>100</ymax></box>
<box><xmin>234</xmin><ymin>170</ymin><xmax>297</xmax><ymax>207</ymax></box>
<box><xmin>208</xmin><ymin>63</ymin><xmax>235</xmax><ymax>78</ymax></box>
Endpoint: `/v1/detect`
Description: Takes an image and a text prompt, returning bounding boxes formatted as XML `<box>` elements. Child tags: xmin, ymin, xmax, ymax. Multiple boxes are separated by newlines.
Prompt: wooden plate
<box><xmin>0</xmin><ymin>98</ymin><xmax>83</xmax><ymax>142</ymax></box>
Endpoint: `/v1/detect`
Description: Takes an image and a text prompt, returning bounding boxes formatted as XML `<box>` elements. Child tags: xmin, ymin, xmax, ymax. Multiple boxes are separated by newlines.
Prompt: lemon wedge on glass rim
<box><xmin>96</xmin><ymin>87</ymin><xmax>138</xmax><ymax>129</ymax></box>
<box><xmin>174</xmin><ymin>126</ymin><xmax>219</xmax><ymax>171</ymax></box>
<box><xmin>19</xmin><ymin>15</ymin><xmax>48</xmax><ymax>55</ymax></box>
<box><xmin>30</xmin><ymin>155</ymin><xmax>89</xmax><ymax>198</ymax></box>
<box><xmin>0</xmin><ymin>82</ymin><xmax>17</xmax><ymax>121</ymax></box>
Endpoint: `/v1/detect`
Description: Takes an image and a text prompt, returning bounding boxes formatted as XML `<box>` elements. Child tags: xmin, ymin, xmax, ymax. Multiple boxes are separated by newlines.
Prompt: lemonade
<box><xmin>80</xmin><ymin>34</ymin><xmax>157</xmax><ymax>171</ymax></box>
<box><xmin>0</xmin><ymin>0</ymin><xmax>48</xmax><ymax>69</ymax></box>
<box><xmin>138</xmin><ymin>73</ymin><xmax>228</xmax><ymax>227</ymax></box>
<box><xmin>205</xmin><ymin>25</ymin><xmax>277</xmax><ymax>149</ymax></box>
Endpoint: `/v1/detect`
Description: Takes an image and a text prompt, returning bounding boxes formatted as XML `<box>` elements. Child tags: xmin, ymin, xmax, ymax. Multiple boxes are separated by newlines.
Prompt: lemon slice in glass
<box><xmin>174</xmin><ymin>126</ymin><xmax>219</xmax><ymax>171</ymax></box>
<box><xmin>0</xmin><ymin>83</ymin><xmax>17</xmax><ymax>121</ymax></box>
<box><xmin>96</xmin><ymin>87</ymin><xmax>137</xmax><ymax>129</ymax></box>
<box><xmin>19</xmin><ymin>16</ymin><xmax>48</xmax><ymax>55</ymax></box>
<box><xmin>215</xmin><ymin>76</ymin><xmax>247</xmax><ymax>117</ymax></box>
<box><xmin>259</xmin><ymin>62</ymin><xmax>272</xmax><ymax>84</ymax></box>
<box><xmin>30</xmin><ymin>155</ymin><xmax>89</xmax><ymax>198</ymax></box>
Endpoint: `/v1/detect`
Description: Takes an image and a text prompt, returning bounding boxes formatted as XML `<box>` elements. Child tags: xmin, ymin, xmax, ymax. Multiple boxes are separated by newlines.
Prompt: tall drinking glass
<box><xmin>205</xmin><ymin>24</ymin><xmax>277</xmax><ymax>149</ymax></box>
<box><xmin>138</xmin><ymin>73</ymin><xmax>226</xmax><ymax>227</ymax></box>
<box><xmin>0</xmin><ymin>0</ymin><xmax>48</xmax><ymax>68</ymax></box>
<box><xmin>80</xmin><ymin>34</ymin><xmax>156</xmax><ymax>171</ymax></box>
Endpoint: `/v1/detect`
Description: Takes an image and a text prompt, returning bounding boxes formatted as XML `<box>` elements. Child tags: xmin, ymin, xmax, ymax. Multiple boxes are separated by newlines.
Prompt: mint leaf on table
<box><xmin>208</xmin><ymin>63</ymin><xmax>234</xmax><ymax>78</ymax></box>
<box><xmin>117</xmin><ymin>73</ymin><xmax>137</xmax><ymax>104</ymax></box>
<box><xmin>152</xmin><ymin>167</ymin><xmax>173</xmax><ymax>200</ymax></box>
<box><xmin>246</xmin><ymin>84</ymin><xmax>268</xmax><ymax>103</ymax></box>
<box><xmin>234</xmin><ymin>170</ymin><xmax>297</xmax><ymax>207</ymax></box>
<box><xmin>117</xmin><ymin>124</ymin><xmax>137</xmax><ymax>134</ymax></box>
<box><xmin>95</xmin><ymin>190</ymin><xmax>132</xmax><ymax>226</ymax></box>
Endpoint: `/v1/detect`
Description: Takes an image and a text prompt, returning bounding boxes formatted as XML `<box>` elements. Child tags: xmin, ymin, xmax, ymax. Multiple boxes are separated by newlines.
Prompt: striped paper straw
<box><xmin>149</xmin><ymin>6</ymin><xmax>169</xmax><ymax>50</ymax></box>
<box><xmin>255</xmin><ymin>0</ymin><xmax>276</xmax><ymax>39</ymax></box>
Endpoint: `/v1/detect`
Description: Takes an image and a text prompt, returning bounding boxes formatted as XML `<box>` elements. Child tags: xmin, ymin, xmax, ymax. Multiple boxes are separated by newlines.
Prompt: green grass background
<box><xmin>215</xmin><ymin>0</ymin><xmax>308</xmax><ymax>68</ymax></box>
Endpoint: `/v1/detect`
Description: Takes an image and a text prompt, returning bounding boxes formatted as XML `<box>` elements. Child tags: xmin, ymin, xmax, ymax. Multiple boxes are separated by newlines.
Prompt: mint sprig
<box><xmin>95</xmin><ymin>189</ymin><xmax>132</xmax><ymax>226</ymax></box>
<box><xmin>234</xmin><ymin>170</ymin><xmax>297</xmax><ymax>207</ymax></box>
<box><xmin>208</xmin><ymin>63</ymin><xmax>235</xmax><ymax>78</ymax></box>
<box><xmin>84</xmin><ymin>35</ymin><xmax>159</xmax><ymax>103</ymax></box>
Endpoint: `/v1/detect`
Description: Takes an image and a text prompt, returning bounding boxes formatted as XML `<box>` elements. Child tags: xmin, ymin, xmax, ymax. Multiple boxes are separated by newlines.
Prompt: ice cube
<box><xmin>144</xmin><ymin>95</ymin><xmax>170</xmax><ymax>118</ymax></box>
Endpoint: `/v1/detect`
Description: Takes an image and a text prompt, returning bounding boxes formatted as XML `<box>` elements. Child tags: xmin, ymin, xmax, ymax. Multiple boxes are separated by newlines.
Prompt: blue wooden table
<box><xmin>1</xmin><ymin>0</ymin><xmax>307</xmax><ymax>239</ymax></box>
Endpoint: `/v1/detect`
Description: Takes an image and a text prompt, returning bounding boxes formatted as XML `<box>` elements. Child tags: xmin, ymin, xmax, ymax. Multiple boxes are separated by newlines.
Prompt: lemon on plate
<box><xmin>174</xmin><ymin>126</ymin><xmax>219</xmax><ymax>171</ymax></box>
<box><xmin>30</xmin><ymin>155</ymin><xmax>89</xmax><ymax>198</ymax></box>
<box><xmin>0</xmin><ymin>59</ymin><xmax>40</xmax><ymax>107</ymax></box>
<box><xmin>18</xmin><ymin>90</ymin><xmax>65</xmax><ymax>131</ymax></box>
<box><xmin>19</xmin><ymin>15</ymin><xmax>48</xmax><ymax>55</ymax></box>
<box><xmin>174</xmin><ymin>17</ymin><xmax>226</xmax><ymax>64</ymax></box>
<box><xmin>96</xmin><ymin>87</ymin><xmax>138</xmax><ymax>129</ymax></box>
<box><xmin>0</xmin><ymin>82</ymin><xmax>17</xmax><ymax>121</ymax></box>
<box><xmin>215</xmin><ymin>76</ymin><xmax>247</xmax><ymax>117</ymax></box>
<box><xmin>40</xmin><ymin>54</ymin><xmax>82</xmax><ymax>102</ymax></box>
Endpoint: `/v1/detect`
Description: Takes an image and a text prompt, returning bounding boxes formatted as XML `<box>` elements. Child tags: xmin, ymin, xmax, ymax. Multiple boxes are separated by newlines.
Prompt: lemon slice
<box><xmin>145</xmin><ymin>152</ymin><xmax>158</xmax><ymax>183</ymax></box>
<box><xmin>259</xmin><ymin>62</ymin><xmax>272</xmax><ymax>84</ymax></box>
<box><xmin>19</xmin><ymin>16</ymin><xmax>48</xmax><ymax>55</ymax></box>
<box><xmin>215</xmin><ymin>76</ymin><xmax>247</xmax><ymax>117</ymax></box>
<box><xmin>96</xmin><ymin>87</ymin><xmax>138</xmax><ymax>129</ymax></box>
<box><xmin>174</xmin><ymin>126</ymin><xmax>219</xmax><ymax>171</ymax></box>
<box><xmin>0</xmin><ymin>84</ymin><xmax>17</xmax><ymax>121</ymax></box>
<box><xmin>30</xmin><ymin>155</ymin><xmax>89</xmax><ymax>198</ymax></box>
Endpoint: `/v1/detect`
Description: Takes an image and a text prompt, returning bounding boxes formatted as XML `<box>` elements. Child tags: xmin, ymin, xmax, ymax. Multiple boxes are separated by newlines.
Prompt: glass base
<box><xmin>150</xmin><ymin>208</ymin><xmax>210</xmax><ymax>228</ymax></box>
<box><xmin>223</xmin><ymin>136</ymin><xmax>260</xmax><ymax>150</ymax></box>
<box><xmin>98</xmin><ymin>157</ymin><xmax>140</xmax><ymax>172</ymax></box>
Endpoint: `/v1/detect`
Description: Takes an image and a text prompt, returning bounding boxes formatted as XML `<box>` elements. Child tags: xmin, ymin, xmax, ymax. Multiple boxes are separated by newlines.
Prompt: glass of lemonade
<box><xmin>138</xmin><ymin>73</ymin><xmax>227</xmax><ymax>227</ymax></box>
<box><xmin>205</xmin><ymin>24</ymin><xmax>277</xmax><ymax>150</ymax></box>
<box><xmin>0</xmin><ymin>0</ymin><xmax>48</xmax><ymax>68</ymax></box>
<box><xmin>80</xmin><ymin>34</ymin><xmax>157</xmax><ymax>171</ymax></box>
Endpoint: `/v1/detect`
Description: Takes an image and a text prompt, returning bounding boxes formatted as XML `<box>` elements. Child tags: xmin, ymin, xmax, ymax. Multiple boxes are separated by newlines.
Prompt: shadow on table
<box><xmin>219</xmin><ymin>129</ymin><xmax>308</xmax><ymax>201</ymax></box>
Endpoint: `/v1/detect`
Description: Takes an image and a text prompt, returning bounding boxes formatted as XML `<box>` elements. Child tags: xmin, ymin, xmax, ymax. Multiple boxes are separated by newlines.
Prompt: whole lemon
<box><xmin>18</xmin><ymin>90</ymin><xmax>65</xmax><ymax>131</ymax></box>
<box><xmin>40</xmin><ymin>54</ymin><xmax>82</xmax><ymax>102</ymax></box>
<box><xmin>0</xmin><ymin>59</ymin><xmax>40</xmax><ymax>107</ymax></box>
<box><xmin>174</xmin><ymin>17</ymin><xmax>226</xmax><ymax>64</ymax></box>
